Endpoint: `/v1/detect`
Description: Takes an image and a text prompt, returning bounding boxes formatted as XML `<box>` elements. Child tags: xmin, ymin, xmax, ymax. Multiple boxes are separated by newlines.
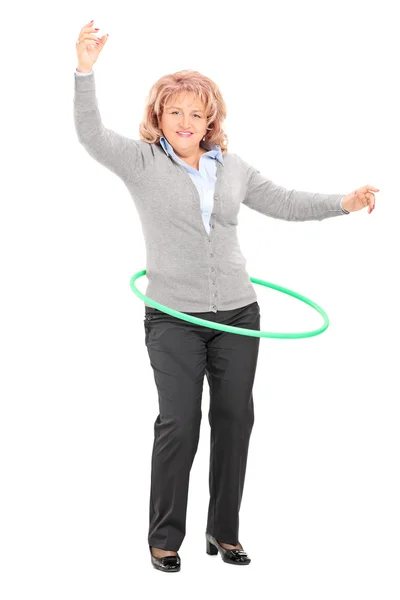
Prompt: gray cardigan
<box><xmin>73</xmin><ymin>71</ymin><xmax>349</xmax><ymax>313</ymax></box>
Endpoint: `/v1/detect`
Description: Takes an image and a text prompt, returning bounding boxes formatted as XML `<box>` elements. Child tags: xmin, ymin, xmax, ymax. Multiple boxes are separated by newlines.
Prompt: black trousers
<box><xmin>143</xmin><ymin>300</ymin><xmax>261</xmax><ymax>551</ymax></box>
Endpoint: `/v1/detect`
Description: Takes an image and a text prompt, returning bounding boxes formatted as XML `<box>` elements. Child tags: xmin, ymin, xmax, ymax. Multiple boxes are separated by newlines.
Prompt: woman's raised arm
<box><xmin>74</xmin><ymin>20</ymin><xmax>149</xmax><ymax>183</ymax></box>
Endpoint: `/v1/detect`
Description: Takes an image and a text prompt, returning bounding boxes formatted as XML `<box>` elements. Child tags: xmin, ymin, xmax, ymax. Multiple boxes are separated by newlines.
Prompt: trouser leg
<box><xmin>144</xmin><ymin>309</ymin><xmax>207</xmax><ymax>551</ymax></box>
<box><xmin>205</xmin><ymin>302</ymin><xmax>261</xmax><ymax>545</ymax></box>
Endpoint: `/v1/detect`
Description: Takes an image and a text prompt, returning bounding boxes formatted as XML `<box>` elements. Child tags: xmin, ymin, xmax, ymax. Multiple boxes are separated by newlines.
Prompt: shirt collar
<box><xmin>160</xmin><ymin>136</ymin><xmax>224</xmax><ymax>164</ymax></box>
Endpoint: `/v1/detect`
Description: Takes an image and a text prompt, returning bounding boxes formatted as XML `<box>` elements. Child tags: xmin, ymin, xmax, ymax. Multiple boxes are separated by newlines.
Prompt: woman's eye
<box><xmin>171</xmin><ymin>111</ymin><xmax>201</xmax><ymax>118</ymax></box>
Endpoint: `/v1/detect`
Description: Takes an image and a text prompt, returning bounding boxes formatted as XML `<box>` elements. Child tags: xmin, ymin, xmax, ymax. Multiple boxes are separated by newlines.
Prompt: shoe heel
<box><xmin>206</xmin><ymin>539</ymin><xmax>218</xmax><ymax>555</ymax></box>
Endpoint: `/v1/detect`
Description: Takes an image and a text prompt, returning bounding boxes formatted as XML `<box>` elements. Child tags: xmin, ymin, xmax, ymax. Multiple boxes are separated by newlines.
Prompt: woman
<box><xmin>74</xmin><ymin>20</ymin><xmax>378</xmax><ymax>573</ymax></box>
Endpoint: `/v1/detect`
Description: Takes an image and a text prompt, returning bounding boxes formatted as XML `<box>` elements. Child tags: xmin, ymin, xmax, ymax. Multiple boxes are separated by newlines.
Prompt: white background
<box><xmin>1</xmin><ymin>0</ymin><xmax>399</xmax><ymax>598</ymax></box>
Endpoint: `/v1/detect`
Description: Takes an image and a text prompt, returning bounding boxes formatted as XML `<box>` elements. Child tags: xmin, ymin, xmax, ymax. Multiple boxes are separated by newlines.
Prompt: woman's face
<box><xmin>159</xmin><ymin>91</ymin><xmax>207</xmax><ymax>155</ymax></box>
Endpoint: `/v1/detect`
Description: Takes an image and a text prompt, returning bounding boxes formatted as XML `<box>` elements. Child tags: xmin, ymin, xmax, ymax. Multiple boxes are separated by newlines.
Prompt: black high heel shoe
<box><xmin>149</xmin><ymin>545</ymin><xmax>181</xmax><ymax>572</ymax></box>
<box><xmin>205</xmin><ymin>532</ymin><xmax>251</xmax><ymax>565</ymax></box>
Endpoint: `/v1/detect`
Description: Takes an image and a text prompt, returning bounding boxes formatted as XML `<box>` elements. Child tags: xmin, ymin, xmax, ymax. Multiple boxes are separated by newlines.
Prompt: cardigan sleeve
<box><xmin>241</xmin><ymin>158</ymin><xmax>349</xmax><ymax>222</ymax></box>
<box><xmin>340</xmin><ymin>195</ymin><xmax>350</xmax><ymax>213</ymax></box>
<box><xmin>73</xmin><ymin>71</ymin><xmax>149</xmax><ymax>183</ymax></box>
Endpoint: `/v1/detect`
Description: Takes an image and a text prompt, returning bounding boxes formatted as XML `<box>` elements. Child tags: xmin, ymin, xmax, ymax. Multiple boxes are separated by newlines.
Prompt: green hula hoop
<box><xmin>130</xmin><ymin>269</ymin><xmax>330</xmax><ymax>339</ymax></box>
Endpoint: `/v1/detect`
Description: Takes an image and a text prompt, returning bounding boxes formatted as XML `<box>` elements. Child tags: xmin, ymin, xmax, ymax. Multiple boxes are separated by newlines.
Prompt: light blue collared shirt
<box><xmin>159</xmin><ymin>136</ymin><xmax>224</xmax><ymax>235</ymax></box>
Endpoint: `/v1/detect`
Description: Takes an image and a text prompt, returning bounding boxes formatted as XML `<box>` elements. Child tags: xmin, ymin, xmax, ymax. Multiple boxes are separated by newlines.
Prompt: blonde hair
<box><xmin>138</xmin><ymin>69</ymin><xmax>229</xmax><ymax>155</ymax></box>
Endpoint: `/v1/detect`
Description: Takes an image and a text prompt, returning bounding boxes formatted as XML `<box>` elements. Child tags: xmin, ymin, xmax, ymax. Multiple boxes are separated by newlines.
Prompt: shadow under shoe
<box><xmin>149</xmin><ymin>545</ymin><xmax>181</xmax><ymax>572</ymax></box>
<box><xmin>205</xmin><ymin>532</ymin><xmax>251</xmax><ymax>565</ymax></box>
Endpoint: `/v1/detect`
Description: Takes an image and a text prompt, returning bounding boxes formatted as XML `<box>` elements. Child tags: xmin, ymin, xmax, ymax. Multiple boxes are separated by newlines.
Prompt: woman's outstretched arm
<box><xmin>238</xmin><ymin>155</ymin><xmax>349</xmax><ymax>222</ymax></box>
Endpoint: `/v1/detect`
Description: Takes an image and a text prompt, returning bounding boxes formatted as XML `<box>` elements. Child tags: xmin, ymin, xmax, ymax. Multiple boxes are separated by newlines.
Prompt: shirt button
<box><xmin>212</xmin><ymin>225</ymin><xmax>215</xmax><ymax>228</ymax></box>
<box><xmin>214</xmin><ymin>197</ymin><xmax>219</xmax><ymax>201</ymax></box>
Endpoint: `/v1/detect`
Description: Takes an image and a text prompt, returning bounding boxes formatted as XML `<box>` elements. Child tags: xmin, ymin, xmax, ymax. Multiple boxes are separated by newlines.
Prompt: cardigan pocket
<box><xmin>218</xmin><ymin>176</ymin><xmax>246</xmax><ymax>226</ymax></box>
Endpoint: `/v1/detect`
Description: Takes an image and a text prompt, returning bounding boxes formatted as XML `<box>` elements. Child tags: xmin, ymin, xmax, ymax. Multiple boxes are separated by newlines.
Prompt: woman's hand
<box><xmin>76</xmin><ymin>19</ymin><xmax>108</xmax><ymax>72</ymax></box>
<box><xmin>342</xmin><ymin>185</ymin><xmax>379</xmax><ymax>214</ymax></box>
